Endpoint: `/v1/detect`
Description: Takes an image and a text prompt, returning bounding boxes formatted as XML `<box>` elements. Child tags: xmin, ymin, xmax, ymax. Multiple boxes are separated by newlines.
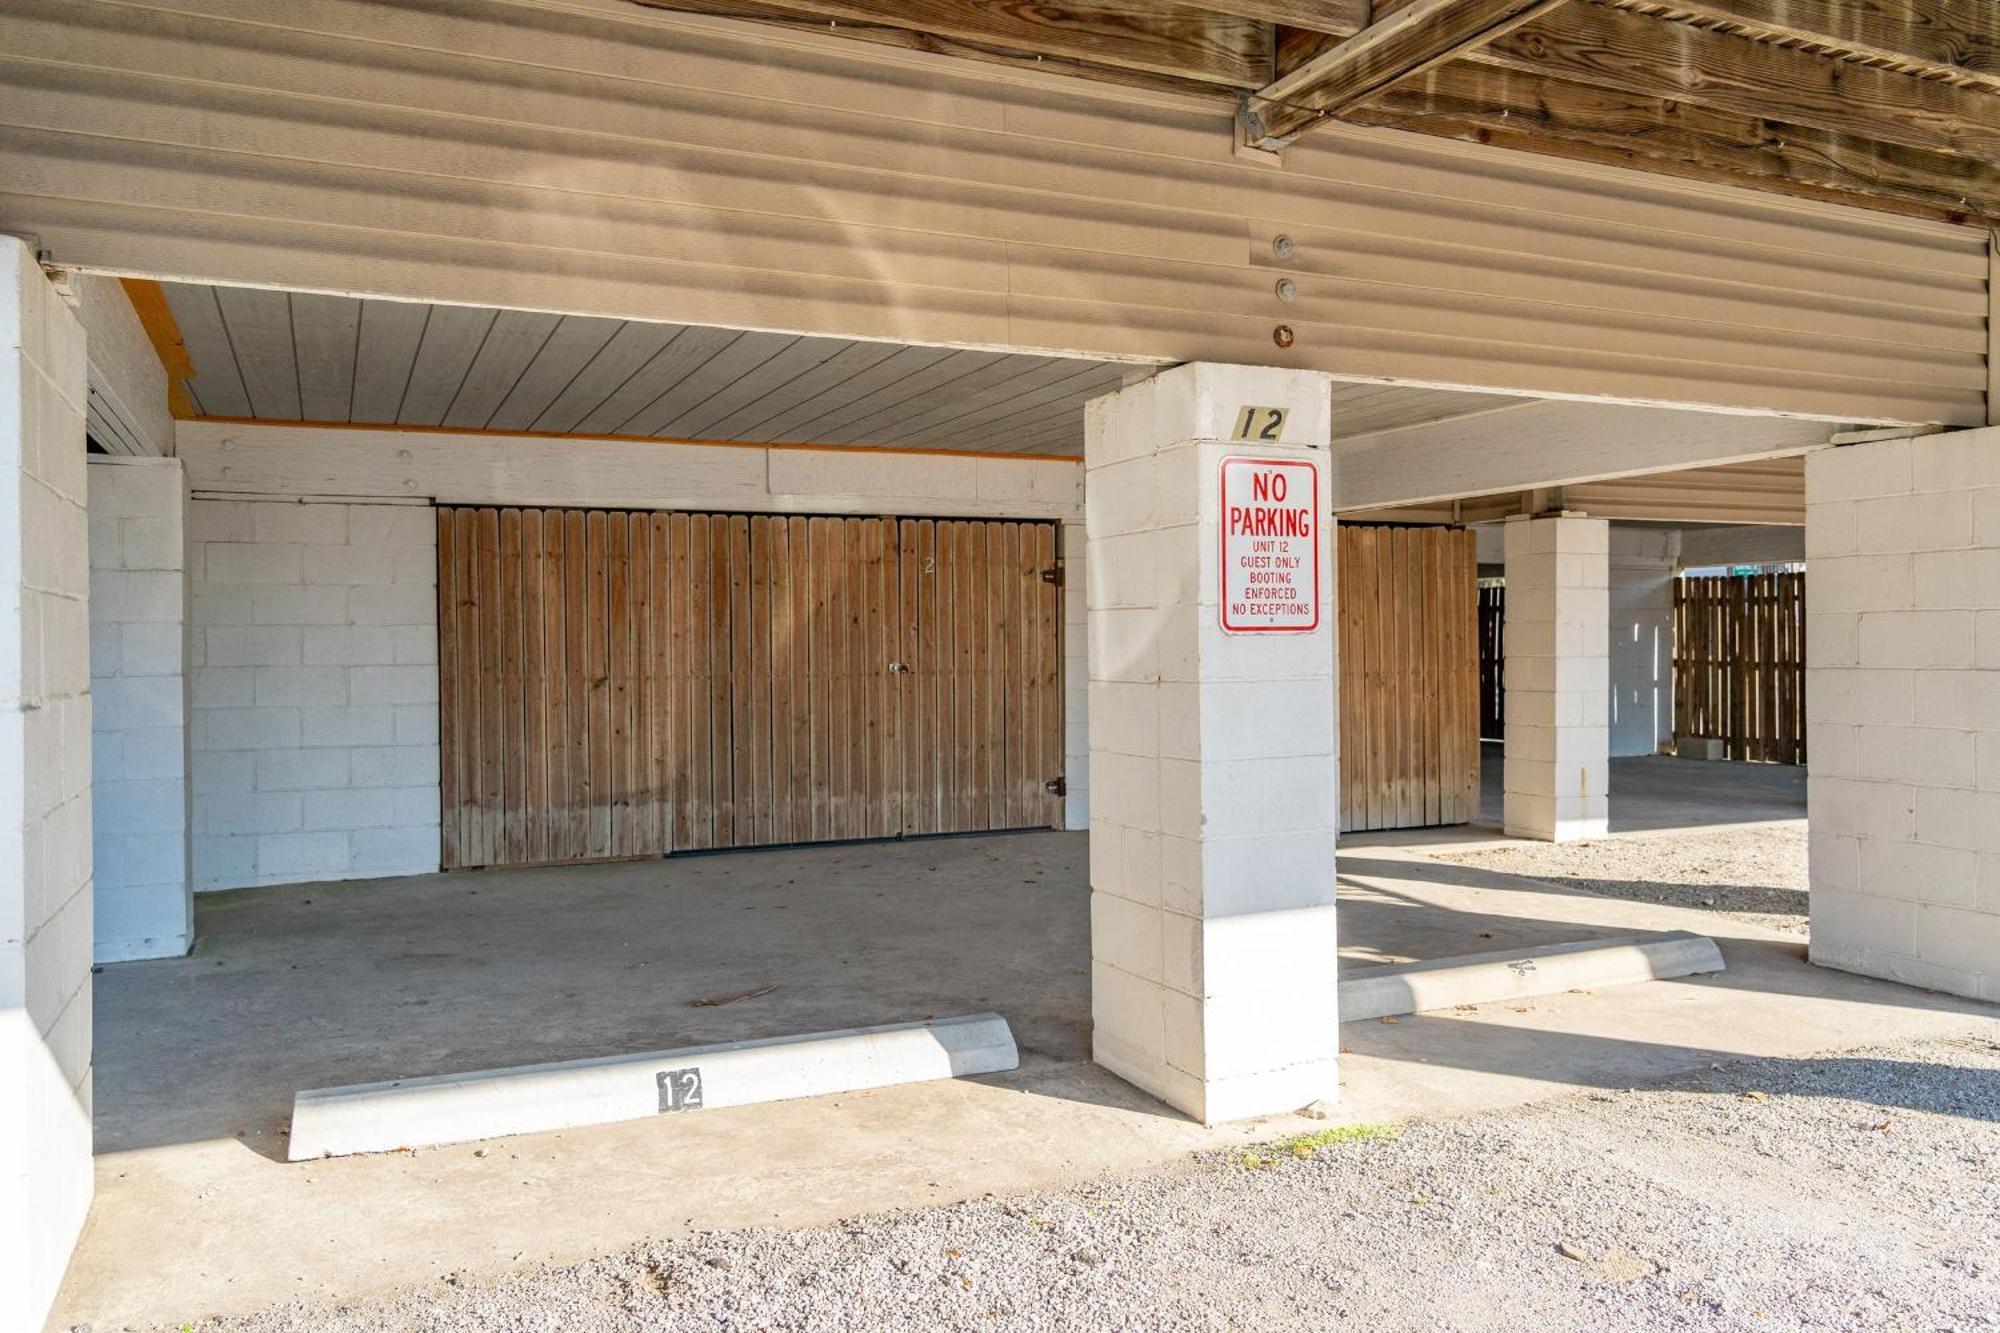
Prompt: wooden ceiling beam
<box><xmin>1597</xmin><ymin>0</ymin><xmax>2000</xmax><ymax>91</ymax></box>
<box><xmin>1474</xmin><ymin>1</ymin><xmax>2000</xmax><ymax>162</ymax></box>
<box><xmin>1202</xmin><ymin>0</ymin><xmax>1366</xmax><ymax>36</ymax></box>
<box><xmin>625</xmin><ymin>0</ymin><xmax>1274</xmax><ymax>86</ymax></box>
<box><xmin>1247</xmin><ymin>0</ymin><xmax>1574</xmax><ymax>142</ymax></box>
<box><xmin>1349</xmin><ymin>62</ymin><xmax>2000</xmax><ymax>224</ymax></box>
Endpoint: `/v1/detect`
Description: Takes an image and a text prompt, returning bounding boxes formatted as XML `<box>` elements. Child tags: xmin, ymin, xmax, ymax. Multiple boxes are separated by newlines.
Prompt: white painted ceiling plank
<box><xmin>916</xmin><ymin>363</ymin><xmax>1119</xmax><ymax>449</ymax></box>
<box><xmin>350</xmin><ymin>300</ymin><xmax>433</xmax><ymax>424</ymax></box>
<box><xmin>742</xmin><ymin>344</ymin><xmax>960</xmax><ymax>442</ymax></box>
<box><xmin>485</xmin><ymin>314</ymin><xmax>623</xmax><ymax>432</ymax></box>
<box><xmin>657</xmin><ymin>334</ymin><xmax>852</xmax><ymax>441</ymax></box>
<box><xmin>160</xmin><ymin>282</ymin><xmax>252</xmax><ymax>418</ymax></box>
<box><xmin>531</xmin><ymin>321</ymin><xmax>685</xmax><ymax>434</ymax></box>
<box><xmin>866</xmin><ymin>357</ymin><xmax>1097</xmax><ymax>446</ymax></box>
<box><xmin>443</xmin><ymin>309</ymin><xmax>563</xmax><ymax>429</ymax></box>
<box><xmin>778</xmin><ymin>349</ymin><xmax>1010</xmax><ymax>443</ymax></box>
<box><xmin>823</xmin><ymin>353</ymin><xmax>1063</xmax><ymax>444</ymax></box>
<box><xmin>290</xmin><ymin>292</ymin><xmax>361</xmax><ymax>423</ymax></box>
<box><xmin>573</xmin><ymin>325</ymin><xmax>739</xmax><ymax>435</ymax></box>
<box><xmin>705</xmin><ymin>339</ymin><xmax>906</xmax><ymax>441</ymax></box>
<box><xmin>624</xmin><ymin>330</ymin><xmax>802</xmax><ymax>437</ymax></box>
<box><xmin>399</xmin><ymin>305</ymin><xmax>500</xmax><ymax>426</ymax></box>
<box><xmin>213</xmin><ymin>287</ymin><xmax>302</xmax><ymax>420</ymax></box>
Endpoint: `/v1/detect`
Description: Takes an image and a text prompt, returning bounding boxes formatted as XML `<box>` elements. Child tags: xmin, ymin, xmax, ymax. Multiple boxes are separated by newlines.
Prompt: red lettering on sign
<box><xmin>1219</xmin><ymin>457</ymin><xmax>1320</xmax><ymax>634</ymax></box>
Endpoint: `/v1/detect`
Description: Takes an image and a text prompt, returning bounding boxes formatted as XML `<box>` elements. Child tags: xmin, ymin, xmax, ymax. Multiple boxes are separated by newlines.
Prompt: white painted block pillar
<box><xmin>1084</xmin><ymin>363</ymin><xmax>1339</xmax><ymax>1125</ymax></box>
<box><xmin>89</xmin><ymin>456</ymin><xmax>192</xmax><ymax>961</ymax></box>
<box><xmin>1</xmin><ymin>237</ymin><xmax>96</xmax><ymax>1333</ymax></box>
<box><xmin>1806</xmin><ymin>427</ymin><xmax>2000</xmax><ymax>1003</ymax></box>
<box><xmin>1502</xmin><ymin>514</ymin><xmax>1609</xmax><ymax>841</ymax></box>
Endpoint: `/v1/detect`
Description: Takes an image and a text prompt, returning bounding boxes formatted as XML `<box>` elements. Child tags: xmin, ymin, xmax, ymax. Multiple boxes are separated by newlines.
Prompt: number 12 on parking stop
<box><xmin>1219</xmin><ymin>456</ymin><xmax>1320</xmax><ymax>634</ymax></box>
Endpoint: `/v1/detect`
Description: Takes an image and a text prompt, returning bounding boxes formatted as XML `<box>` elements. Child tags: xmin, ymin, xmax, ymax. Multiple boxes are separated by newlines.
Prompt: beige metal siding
<box><xmin>0</xmin><ymin>0</ymin><xmax>1985</xmax><ymax>425</ymax></box>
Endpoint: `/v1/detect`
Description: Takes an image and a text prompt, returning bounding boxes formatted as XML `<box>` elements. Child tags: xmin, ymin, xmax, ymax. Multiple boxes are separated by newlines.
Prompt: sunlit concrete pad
<box><xmin>1340</xmin><ymin>931</ymin><xmax>1725</xmax><ymax>1023</ymax></box>
<box><xmin>57</xmin><ymin>828</ymin><xmax>2000</xmax><ymax>1332</ymax></box>
<box><xmin>289</xmin><ymin>1013</ymin><xmax>1019</xmax><ymax>1161</ymax></box>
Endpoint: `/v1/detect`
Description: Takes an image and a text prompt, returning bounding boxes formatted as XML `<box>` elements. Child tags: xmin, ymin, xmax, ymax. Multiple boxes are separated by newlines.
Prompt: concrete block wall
<box><xmin>189</xmin><ymin>499</ymin><xmax>441</xmax><ymax>889</ymax></box>
<box><xmin>2</xmin><ymin>237</ymin><xmax>95</xmax><ymax>1333</ymax></box>
<box><xmin>1608</xmin><ymin>525</ymin><xmax>1675</xmax><ymax>758</ymax></box>
<box><xmin>1502</xmin><ymin>514</ymin><xmax>1610</xmax><ymax>841</ymax></box>
<box><xmin>1085</xmin><ymin>363</ymin><xmax>1339</xmax><ymax>1125</ymax></box>
<box><xmin>88</xmin><ymin>456</ymin><xmax>192</xmax><ymax>960</ymax></box>
<box><xmin>1806</xmin><ymin>427</ymin><xmax>2000</xmax><ymax>1002</ymax></box>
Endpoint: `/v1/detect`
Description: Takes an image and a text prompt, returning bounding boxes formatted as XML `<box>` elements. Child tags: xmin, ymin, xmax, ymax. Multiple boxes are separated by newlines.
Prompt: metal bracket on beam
<box><xmin>1234</xmin><ymin>94</ymin><xmax>1291</xmax><ymax>162</ymax></box>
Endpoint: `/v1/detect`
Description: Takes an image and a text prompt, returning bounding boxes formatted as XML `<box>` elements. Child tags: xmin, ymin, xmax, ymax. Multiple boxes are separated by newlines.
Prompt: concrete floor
<box><xmin>56</xmin><ymin>763</ymin><xmax>1994</xmax><ymax>1330</ymax></box>
<box><xmin>1468</xmin><ymin>746</ymin><xmax>1807</xmax><ymax>836</ymax></box>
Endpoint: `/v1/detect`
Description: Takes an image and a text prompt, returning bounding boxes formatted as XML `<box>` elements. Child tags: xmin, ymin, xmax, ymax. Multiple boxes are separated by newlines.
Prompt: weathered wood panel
<box><xmin>1337</xmin><ymin>523</ymin><xmax>1481</xmax><ymax>832</ymax></box>
<box><xmin>1672</xmin><ymin>571</ymin><xmax>1806</xmax><ymax>764</ymax></box>
<box><xmin>440</xmin><ymin>506</ymin><xmax>1061</xmax><ymax>867</ymax></box>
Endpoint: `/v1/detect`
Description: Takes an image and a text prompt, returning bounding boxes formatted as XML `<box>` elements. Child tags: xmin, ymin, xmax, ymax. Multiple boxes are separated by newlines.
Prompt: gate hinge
<box><xmin>1044</xmin><ymin>776</ymin><xmax>1067</xmax><ymax>798</ymax></box>
<box><xmin>1041</xmin><ymin>565</ymin><xmax>1063</xmax><ymax>586</ymax></box>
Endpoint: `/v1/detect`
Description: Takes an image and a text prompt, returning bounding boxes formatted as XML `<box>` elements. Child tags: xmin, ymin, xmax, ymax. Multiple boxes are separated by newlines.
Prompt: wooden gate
<box><xmin>1672</xmin><ymin>571</ymin><xmax>1806</xmax><ymax>764</ymax></box>
<box><xmin>437</xmin><ymin>507</ymin><xmax>1063</xmax><ymax>869</ymax></box>
<box><xmin>1338</xmin><ymin>524</ymin><xmax>1481</xmax><ymax>833</ymax></box>
<box><xmin>1477</xmin><ymin>583</ymin><xmax>1505</xmax><ymax>742</ymax></box>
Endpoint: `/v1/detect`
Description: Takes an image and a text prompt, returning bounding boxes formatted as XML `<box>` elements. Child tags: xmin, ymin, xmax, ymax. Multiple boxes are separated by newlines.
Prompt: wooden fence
<box><xmin>1476</xmin><ymin>584</ymin><xmax>1505</xmax><ymax>741</ymax></box>
<box><xmin>1338</xmin><ymin>524</ymin><xmax>1481</xmax><ymax>833</ymax></box>
<box><xmin>1671</xmin><ymin>571</ymin><xmax>1806</xmax><ymax>765</ymax></box>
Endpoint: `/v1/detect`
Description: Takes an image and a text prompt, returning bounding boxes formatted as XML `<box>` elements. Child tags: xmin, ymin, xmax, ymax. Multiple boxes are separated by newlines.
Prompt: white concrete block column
<box><xmin>1</xmin><ymin>237</ymin><xmax>95</xmax><ymax>1333</ymax></box>
<box><xmin>89</xmin><ymin>456</ymin><xmax>192</xmax><ymax>960</ymax></box>
<box><xmin>1806</xmin><ymin>427</ymin><xmax>2000</xmax><ymax>1003</ymax></box>
<box><xmin>1084</xmin><ymin>362</ymin><xmax>1338</xmax><ymax>1126</ymax></box>
<box><xmin>1502</xmin><ymin>514</ymin><xmax>1609</xmax><ymax>841</ymax></box>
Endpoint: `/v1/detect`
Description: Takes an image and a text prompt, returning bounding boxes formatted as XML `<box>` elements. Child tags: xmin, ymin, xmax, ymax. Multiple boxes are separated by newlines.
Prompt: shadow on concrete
<box><xmin>94</xmin><ymin>831</ymin><xmax>1098</xmax><ymax>1158</ymax></box>
<box><xmin>1471</xmin><ymin>746</ymin><xmax>1807</xmax><ymax>835</ymax></box>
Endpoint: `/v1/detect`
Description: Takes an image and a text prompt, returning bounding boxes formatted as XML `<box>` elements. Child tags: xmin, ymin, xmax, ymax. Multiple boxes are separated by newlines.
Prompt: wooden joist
<box><xmin>628</xmin><ymin>0</ymin><xmax>1274</xmax><ymax>86</ymax></box>
<box><xmin>1249</xmin><ymin>0</ymin><xmax>1571</xmax><ymax>142</ymax></box>
<box><xmin>1352</xmin><ymin>62</ymin><xmax>2000</xmax><ymax>224</ymax></box>
<box><xmin>1600</xmin><ymin>0</ymin><xmax>2000</xmax><ymax>91</ymax></box>
<box><xmin>1477</xmin><ymin>1</ymin><xmax>2000</xmax><ymax>163</ymax></box>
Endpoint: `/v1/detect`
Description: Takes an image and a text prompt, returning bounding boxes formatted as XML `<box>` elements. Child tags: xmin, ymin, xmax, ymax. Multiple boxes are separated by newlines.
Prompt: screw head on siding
<box><xmin>1272</xmin><ymin>325</ymin><xmax>1295</xmax><ymax>349</ymax></box>
<box><xmin>1270</xmin><ymin>233</ymin><xmax>1296</xmax><ymax>260</ymax></box>
<box><xmin>1274</xmin><ymin>277</ymin><xmax>1297</xmax><ymax>303</ymax></box>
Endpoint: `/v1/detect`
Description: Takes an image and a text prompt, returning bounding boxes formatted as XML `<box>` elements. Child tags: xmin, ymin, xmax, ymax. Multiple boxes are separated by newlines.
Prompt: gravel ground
<box><xmin>1431</xmin><ymin>823</ymin><xmax>1810</xmax><ymax>935</ymax></box>
<box><xmin>174</xmin><ymin>1032</ymin><xmax>1999</xmax><ymax>1333</ymax></box>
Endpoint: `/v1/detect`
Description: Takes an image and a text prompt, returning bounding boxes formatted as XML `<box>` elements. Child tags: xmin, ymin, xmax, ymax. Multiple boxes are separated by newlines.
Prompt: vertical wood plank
<box><xmin>475</xmin><ymin>508</ymin><xmax>504</xmax><ymax>868</ymax></box>
<box><xmin>809</xmin><ymin>517</ymin><xmax>835</xmax><ymax>843</ymax></box>
<box><xmin>709</xmin><ymin>514</ymin><xmax>735</xmax><ymax>846</ymax></box>
<box><xmin>518</xmin><ymin>510</ymin><xmax>546</xmax><ymax>863</ymax></box>
<box><xmin>649</xmin><ymin>514</ymin><xmax>671</xmax><ymax>853</ymax></box>
<box><xmin>788</xmin><ymin>518</ymin><xmax>814</xmax><ymax>840</ymax></box>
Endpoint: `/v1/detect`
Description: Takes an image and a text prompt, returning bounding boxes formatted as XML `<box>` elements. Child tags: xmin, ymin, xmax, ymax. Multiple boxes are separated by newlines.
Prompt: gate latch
<box><xmin>1044</xmin><ymin>776</ymin><xmax>1067</xmax><ymax>797</ymax></box>
<box><xmin>1041</xmin><ymin>565</ymin><xmax>1063</xmax><ymax>586</ymax></box>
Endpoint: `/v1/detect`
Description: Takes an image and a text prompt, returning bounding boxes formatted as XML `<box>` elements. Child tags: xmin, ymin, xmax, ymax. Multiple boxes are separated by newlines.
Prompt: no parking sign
<box><xmin>1219</xmin><ymin>456</ymin><xmax>1319</xmax><ymax>634</ymax></box>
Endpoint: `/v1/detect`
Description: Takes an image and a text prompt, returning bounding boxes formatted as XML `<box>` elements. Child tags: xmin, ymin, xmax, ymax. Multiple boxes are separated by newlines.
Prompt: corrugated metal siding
<box><xmin>0</xmin><ymin>0</ymin><xmax>1986</xmax><ymax>425</ymax></box>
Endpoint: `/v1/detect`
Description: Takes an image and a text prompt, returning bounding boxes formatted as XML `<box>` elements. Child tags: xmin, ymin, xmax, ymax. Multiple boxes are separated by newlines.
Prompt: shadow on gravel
<box><xmin>1352</xmin><ymin>1010</ymin><xmax>2000</xmax><ymax>1123</ymax></box>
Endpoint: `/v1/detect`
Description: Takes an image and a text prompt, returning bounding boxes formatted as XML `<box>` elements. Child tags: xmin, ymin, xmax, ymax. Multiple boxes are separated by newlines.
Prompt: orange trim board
<box><xmin>184</xmin><ymin>415</ymin><xmax>1083</xmax><ymax>464</ymax></box>
<box><xmin>119</xmin><ymin>278</ymin><xmax>197</xmax><ymax>419</ymax></box>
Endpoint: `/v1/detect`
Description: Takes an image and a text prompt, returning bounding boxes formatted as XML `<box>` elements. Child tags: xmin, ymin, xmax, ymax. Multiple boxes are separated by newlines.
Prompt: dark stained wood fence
<box><xmin>437</xmin><ymin>507</ymin><xmax>1062</xmax><ymax>869</ymax></box>
<box><xmin>1671</xmin><ymin>571</ymin><xmax>1806</xmax><ymax>765</ymax></box>
<box><xmin>1338</xmin><ymin>524</ymin><xmax>1481</xmax><ymax>833</ymax></box>
<box><xmin>1477</xmin><ymin>583</ymin><xmax>1505</xmax><ymax>742</ymax></box>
